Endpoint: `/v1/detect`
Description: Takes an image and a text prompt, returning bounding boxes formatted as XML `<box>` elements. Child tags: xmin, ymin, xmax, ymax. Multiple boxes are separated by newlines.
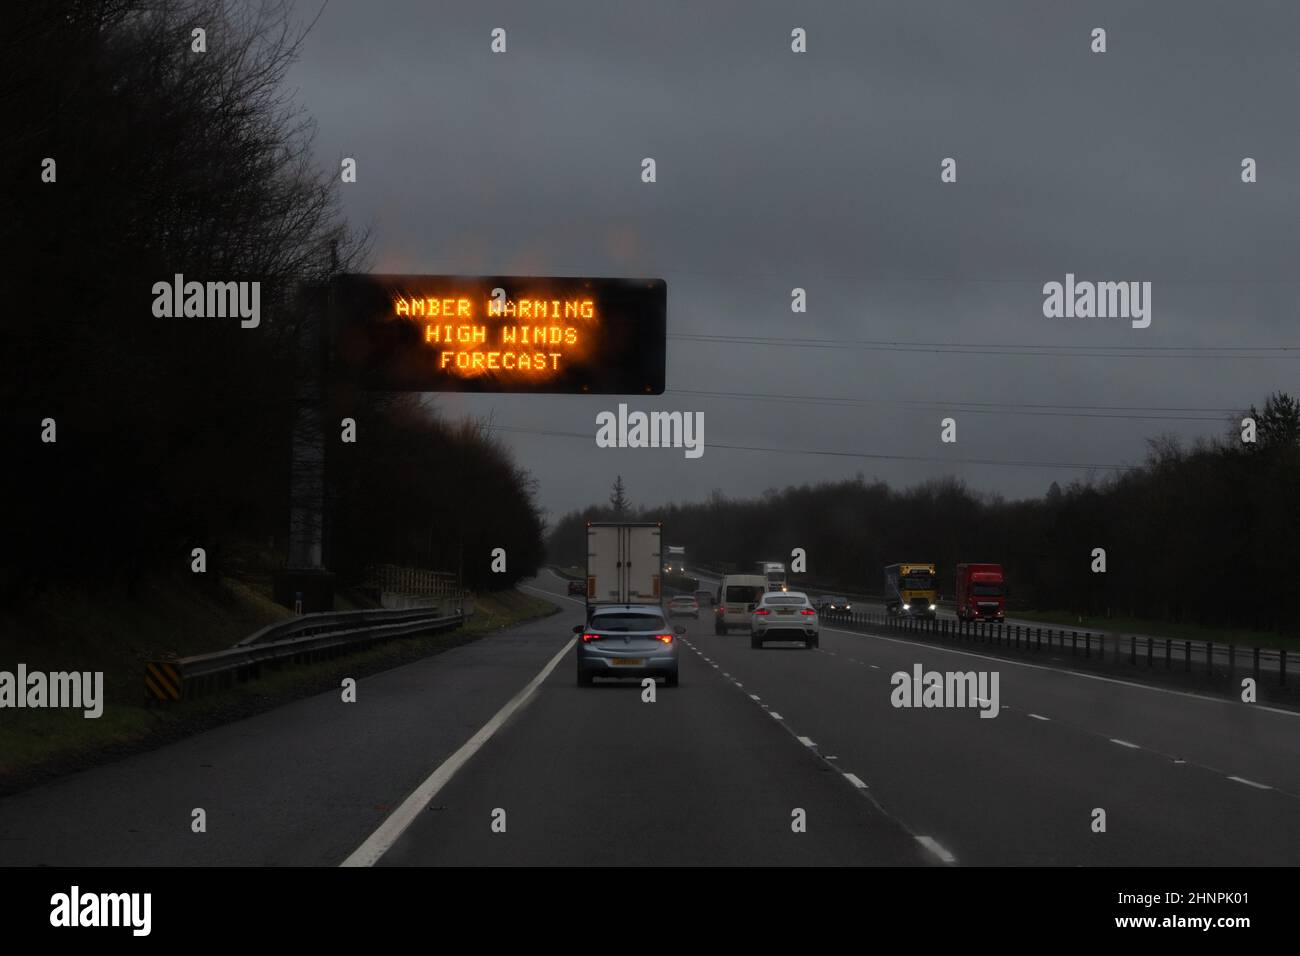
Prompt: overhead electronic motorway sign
<box><xmin>330</xmin><ymin>274</ymin><xmax>666</xmax><ymax>394</ymax></box>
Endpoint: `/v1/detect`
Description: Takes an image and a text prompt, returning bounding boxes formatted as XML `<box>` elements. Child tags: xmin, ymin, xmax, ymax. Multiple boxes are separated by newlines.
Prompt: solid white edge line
<box><xmin>340</xmin><ymin>636</ymin><xmax>577</xmax><ymax>867</ymax></box>
<box><xmin>916</xmin><ymin>836</ymin><xmax>957</xmax><ymax>864</ymax></box>
<box><xmin>769</xmin><ymin>712</ymin><xmax>783</xmax><ymax>720</ymax></box>
<box><xmin>1029</xmin><ymin>713</ymin><xmax>1050</xmax><ymax>721</ymax></box>
<box><xmin>1110</xmin><ymin>738</ymin><xmax>1140</xmax><ymax>749</ymax></box>
<box><xmin>823</xmin><ymin>623</ymin><xmax>1300</xmax><ymax>718</ymax></box>
<box><xmin>1228</xmin><ymin>775</ymin><xmax>1273</xmax><ymax>790</ymax></box>
<box><xmin>843</xmin><ymin>772</ymin><xmax>867</xmax><ymax>789</ymax></box>
<box><xmin>797</xmin><ymin>736</ymin><xmax>816</xmax><ymax>747</ymax></box>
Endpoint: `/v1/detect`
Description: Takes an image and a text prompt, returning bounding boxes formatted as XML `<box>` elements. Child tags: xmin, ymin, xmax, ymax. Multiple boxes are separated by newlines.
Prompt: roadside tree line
<box><xmin>546</xmin><ymin>394</ymin><xmax>1300</xmax><ymax>635</ymax></box>
<box><xmin>2</xmin><ymin>1</ymin><xmax>543</xmax><ymax>601</ymax></box>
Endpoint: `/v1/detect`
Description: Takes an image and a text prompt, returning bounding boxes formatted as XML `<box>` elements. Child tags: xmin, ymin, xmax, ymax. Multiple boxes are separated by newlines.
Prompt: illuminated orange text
<box><xmin>394</xmin><ymin>292</ymin><xmax>597</xmax><ymax>380</ymax></box>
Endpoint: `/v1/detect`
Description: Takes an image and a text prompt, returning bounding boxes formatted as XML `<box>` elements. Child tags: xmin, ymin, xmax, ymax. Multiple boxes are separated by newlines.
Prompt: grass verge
<box><xmin>0</xmin><ymin>584</ymin><xmax>557</xmax><ymax>796</ymax></box>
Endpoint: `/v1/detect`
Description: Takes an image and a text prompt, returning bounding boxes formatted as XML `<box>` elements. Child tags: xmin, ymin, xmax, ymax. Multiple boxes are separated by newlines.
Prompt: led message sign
<box><xmin>330</xmin><ymin>275</ymin><xmax>666</xmax><ymax>394</ymax></box>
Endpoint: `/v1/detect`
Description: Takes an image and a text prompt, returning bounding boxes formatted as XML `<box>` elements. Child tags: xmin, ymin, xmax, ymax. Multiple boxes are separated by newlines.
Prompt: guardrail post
<box><xmin>1129</xmin><ymin>635</ymin><xmax>1136</xmax><ymax>665</ymax></box>
<box><xmin>1146</xmin><ymin>637</ymin><xmax>1152</xmax><ymax>667</ymax></box>
<box><xmin>1165</xmin><ymin>638</ymin><xmax>1172</xmax><ymax>669</ymax></box>
<box><xmin>1036</xmin><ymin>627</ymin><xmax>1041</xmax><ymax>651</ymax></box>
<box><xmin>1085</xmin><ymin>633</ymin><xmax>1091</xmax><ymax>658</ymax></box>
<box><xmin>1184</xmin><ymin>641</ymin><xmax>1191</xmax><ymax>672</ymax></box>
<box><xmin>1071</xmin><ymin>631</ymin><xmax>1077</xmax><ymax>656</ymax></box>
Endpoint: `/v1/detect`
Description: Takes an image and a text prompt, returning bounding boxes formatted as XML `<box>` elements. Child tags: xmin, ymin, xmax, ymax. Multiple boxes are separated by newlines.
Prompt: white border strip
<box><xmin>340</xmin><ymin>637</ymin><xmax>576</xmax><ymax>867</ymax></box>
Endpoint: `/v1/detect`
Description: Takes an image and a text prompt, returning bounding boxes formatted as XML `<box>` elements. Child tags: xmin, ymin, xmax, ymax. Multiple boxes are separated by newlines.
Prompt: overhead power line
<box><xmin>668</xmin><ymin>333</ymin><xmax>1299</xmax><ymax>359</ymax></box>
<box><xmin>486</xmin><ymin>424</ymin><xmax>1127</xmax><ymax>472</ymax></box>
<box><xmin>667</xmin><ymin>388</ymin><xmax>1239</xmax><ymax>423</ymax></box>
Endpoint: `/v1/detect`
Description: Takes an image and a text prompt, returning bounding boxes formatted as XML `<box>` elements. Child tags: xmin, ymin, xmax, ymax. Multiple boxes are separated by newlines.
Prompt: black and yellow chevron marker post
<box><xmin>144</xmin><ymin>661</ymin><xmax>183</xmax><ymax>704</ymax></box>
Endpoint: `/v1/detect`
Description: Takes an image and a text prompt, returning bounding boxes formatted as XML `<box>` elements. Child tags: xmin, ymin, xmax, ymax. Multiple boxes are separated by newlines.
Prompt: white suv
<box><xmin>750</xmin><ymin>591</ymin><xmax>819</xmax><ymax>649</ymax></box>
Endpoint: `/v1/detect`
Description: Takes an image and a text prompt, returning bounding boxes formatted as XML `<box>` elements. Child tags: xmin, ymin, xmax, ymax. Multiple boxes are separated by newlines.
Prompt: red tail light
<box><xmin>655</xmin><ymin>633</ymin><xmax>673</xmax><ymax>643</ymax></box>
<box><xmin>581</xmin><ymin>633</ymin><xmax>601</xmax><ymax>642</ymax></box>
<box><xmin>801</xmin><ymin>608</ymin><xmax>816</xmax><ymax>616</ymax></box>
<box><xmin>754</xmin><ymin>608</ymin><xmax>770</xmax><ymax>616</ymax></box>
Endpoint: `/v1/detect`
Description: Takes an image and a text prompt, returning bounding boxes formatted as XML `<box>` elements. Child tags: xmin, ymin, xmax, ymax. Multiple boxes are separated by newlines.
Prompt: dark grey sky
<box><xmin>287</xmin><ymin>0</ymin><xmax>1300</xmax><ymax>521</ymax></box>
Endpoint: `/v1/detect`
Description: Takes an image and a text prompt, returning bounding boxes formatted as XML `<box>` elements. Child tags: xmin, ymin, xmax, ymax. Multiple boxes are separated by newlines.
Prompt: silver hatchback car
<box><xmin>575</xmin><ymin>604</ymin><xmax>681</xmax><ymax>686</ymax></box>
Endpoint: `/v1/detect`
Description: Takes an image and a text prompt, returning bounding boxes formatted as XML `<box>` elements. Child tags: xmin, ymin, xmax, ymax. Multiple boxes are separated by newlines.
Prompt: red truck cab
<box><xmin>955</xmin><ymin>563</ymin><xmax>1005</xmax><ymax>621</ymax></box>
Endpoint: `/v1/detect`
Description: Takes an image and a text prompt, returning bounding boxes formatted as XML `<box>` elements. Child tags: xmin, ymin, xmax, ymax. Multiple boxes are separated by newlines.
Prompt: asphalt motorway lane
<box><xmin>376</xmin><ymin>574</ymin><xmax>930</xmax><ymax>866</ymax></box>
<box><xmin>5</xmin><ymin>569</ymin><xmax>1296</xmax><ymax>867</ymax></box>
<box><xmin>683</xmin><ymin>620</ymin><xmax>1300</xmax><ymax>865</ymax></box>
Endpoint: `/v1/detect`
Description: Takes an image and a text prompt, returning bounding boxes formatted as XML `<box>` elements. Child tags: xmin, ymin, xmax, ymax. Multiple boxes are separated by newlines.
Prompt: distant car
<box><xmin>668</xmin><ymin>595</ymin><xmax>699</xmax><ymax>619</ymax></box>
<box><xmin>817</xmin><ymin>594</ymin><xmax>852</xmax><ymax>612</ymax></box>
<box><xmin>751</xmin><ymin>590</ymin><xmax>819</xmax><ymax>649</ymax></box>
<box><xmin>693</xmin><ymin>589</ymin><xmax>713</xmax><ymax>608</ymax></box>
<box><xmin>575</xmin><ymin>604</ymin><xmax>680</xmax><ymax>686</ymax></box>
<box><xmin>567</xmin><ymin>579</ymin><xmax>585</xmax><ymax>596</ymax></box>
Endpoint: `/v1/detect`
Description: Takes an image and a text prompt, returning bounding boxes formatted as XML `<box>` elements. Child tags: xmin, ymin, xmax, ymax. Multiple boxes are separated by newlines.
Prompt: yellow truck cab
<box><xmin>884</xmin><ymin>563</ymin><xmax>938</xmax><ymax>619</ymax></box>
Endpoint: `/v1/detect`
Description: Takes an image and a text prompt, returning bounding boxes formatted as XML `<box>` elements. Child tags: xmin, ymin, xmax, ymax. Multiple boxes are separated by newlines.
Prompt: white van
<box><xmin>714</xmin><ymin>574</ymin><xmax>768</xmax><ymax>634</ymax></box>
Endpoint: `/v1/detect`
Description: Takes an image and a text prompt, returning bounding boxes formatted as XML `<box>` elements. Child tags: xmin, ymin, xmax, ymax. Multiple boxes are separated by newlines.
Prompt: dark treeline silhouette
<box><xmin>2</xmin><ymin>1</ymin><xmax>543</xmax><ymax>600</ymax></box>
<box><xmin>547</xmin><ymin>394</ymin><xmax>1300</xmax><ymax>635</ymax></box>
<box><xmin>330</xmin><ymin>397</ymin><xmax>545</xmax><ymax>590</ymax></box>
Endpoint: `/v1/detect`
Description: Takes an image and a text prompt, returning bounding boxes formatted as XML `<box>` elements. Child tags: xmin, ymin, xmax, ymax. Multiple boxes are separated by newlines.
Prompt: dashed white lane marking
<box><xmin>916</xmin><ymin>836</ymin><xmax>957</xmax><ymax>864</ymax></box>
<box><xmin>797</xmin><ymin>736</ymin><xmax>816</xmax><ymax>747</ymax></box>
<box><xmin>1029</xmin><ymin>713</ymin><xmax>1050</xmax><ymax>721</ymax></box>
<box><xmin>1110</xmin><ymin>738</ymin><xmax>1140</xmax><ymax>749</ymax></box>
<box><xmin>869</xmin><ymin>664</ymin><xmax>880</xmax><ymax>670</ymax></box>
<box><xmin>1228</xmin><ymin>776</ymin><xmax>1273</xmax><ymax>790</ymax></box>
<box><xmin>341</xmin><ymin>635</ymin><xmax>575</xmax><ymax>867</ymax></box>
<box><xmin>769</xmin><ymin>712</ymin><xmax>784</xmax><ymax>720</ymax></box>
<box><xmin>749</xmin><ymin>694</ymin><xmax>761</xmax><ymax>701</ymax></box>
<box><xmin>843</xmin><ymin>772</ymin><xmax>868</xmax><ymax>789</ymax></box>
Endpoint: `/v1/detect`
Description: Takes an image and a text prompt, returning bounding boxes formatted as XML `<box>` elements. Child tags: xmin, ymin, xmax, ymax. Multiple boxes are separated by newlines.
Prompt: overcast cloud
<box><xmin>286</xmin><ymin>0</ymin><xmax>1300</xmax><ymax>521</ymax></box>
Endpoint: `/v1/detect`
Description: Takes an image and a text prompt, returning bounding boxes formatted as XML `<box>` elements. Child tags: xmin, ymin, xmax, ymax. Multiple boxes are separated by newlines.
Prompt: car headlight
<box><xmin>929</xmin><ymin>604</ymin><xmax>937</xmax><ymax>611</ymax></box>
<box><xmin>902</xmin><ymin>604</ymin><xmax>910</xmax><ymax>610</ymax></box>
